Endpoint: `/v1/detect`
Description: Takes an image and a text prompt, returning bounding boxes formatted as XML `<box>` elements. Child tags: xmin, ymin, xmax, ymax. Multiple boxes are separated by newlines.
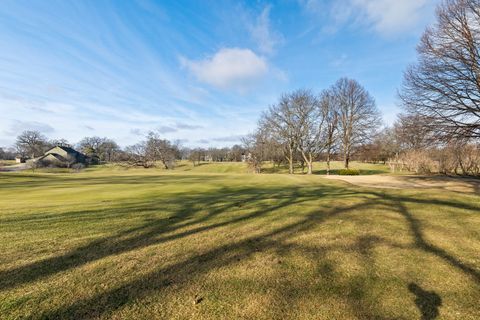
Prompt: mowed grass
<box><xmin>85</xmin><ymin>160</ymin><xmax>391</xmax><ymax>175</ymax></box>
<box><xmin>0</xmin><ymin>165</ymin><xmax>479</xmax><ymax>319</ymax></box>
<box><xmin>0</xmin><ymin>160</ymin><xmax>16</xmax><ymax>167</ymax></box>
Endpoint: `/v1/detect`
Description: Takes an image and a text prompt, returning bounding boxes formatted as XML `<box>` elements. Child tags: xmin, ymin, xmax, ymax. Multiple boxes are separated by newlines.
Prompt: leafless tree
<box><xmin>77</xmin><ymin>137</ymin><xmax>120</xmax><ymax>162</ymax></box>
<box><xmin>145</xmin><ymin>131</ymin><xmax>178</xmax><ymax>169</ymax></box>
<box><xmin>319</xmin><ymin>90</ymin><xmax>339</xmax><ymax>175</ymax></box>
<box><xmin>242</xmin><ymin>131</ymin><xmax>265</xmax><ymax>173</ymax></box>
<box><xmin>393</xmin><ymin>114</ymin><xmax>435</xmax><ymax>151</ymax></box>
<box><xmin>125</xmin><ymin>142</ymin><xmax>151</xmax><ymax>168</ymax></box>
<box><xmin>15</xmin><ymin>130</ymin><xmax>49</xmax><ymax>158</ymax></box>
<box><xmin>332</xmin><ymin>78</ymin><xmax>381</xmax><ymax>168</ymax></box>
<box><xmin>230</xmin><ymin>145</ymin><xmax>245</xmax><ymax>162</ymax></box>
<box><xmin>292</xmin><ymin>90</ymin><xmax>323</xmax><ymax>174</ymax></box>
<box><xmin>50</xmin><ymin>139</ymin><xmax>71</xmax><ymax>148</ymax></box>
<box><xmin>400</xmin><ymin>0</ymin><xmax>480</xmax><ymax>140</ymax></box>
<box><xmin>357</xmin><ymin>127</ymin><xmax>398</xmax><ymax>164</ymax></box>
<box><xmin>188</xmin><ymin>148</ymin><xmax>205</xmax><ymax>166</ymax></box>
<box><xmin>261</xmin><ymin>90</ymin><xmax>316</xmax><ymax>174</ymax></box>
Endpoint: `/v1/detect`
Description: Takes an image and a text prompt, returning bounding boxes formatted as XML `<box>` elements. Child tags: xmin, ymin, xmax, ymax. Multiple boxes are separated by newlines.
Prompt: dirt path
<box><xmin>323</xmin><ymin>174</ymin><xmax>480</xmax><ymax>193</ymax></box>
<box><xmin>0</xmin><ymin>163</ymin><xmax>27</xmax><ymax>172</ymax></box>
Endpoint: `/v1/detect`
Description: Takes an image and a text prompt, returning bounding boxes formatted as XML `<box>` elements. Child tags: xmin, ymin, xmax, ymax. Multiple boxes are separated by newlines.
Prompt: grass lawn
<box><xmin>0</xmin><ymin>160</ymin><xmax>16</xmax><ymax>167</ymax></box>
<box><xmin>0</xmin><ymin>164</ymin><xmax>479</xmax><ymax>319</ymax></box>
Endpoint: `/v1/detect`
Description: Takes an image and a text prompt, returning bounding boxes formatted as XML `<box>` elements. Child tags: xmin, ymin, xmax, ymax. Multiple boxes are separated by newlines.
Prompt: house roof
<box><xmin>45</xmin><ymin>146</ymin><xmax>81</xmax><ymax>155</ymax></box>
<box><xmin>37</xmin><ymin>153</ymin><xmax>68</xmax><ymax>162</ymax></box>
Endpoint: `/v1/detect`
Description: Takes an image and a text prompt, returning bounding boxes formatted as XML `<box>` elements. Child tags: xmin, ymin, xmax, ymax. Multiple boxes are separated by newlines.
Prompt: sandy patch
<box><xmin>323</xmin><ymin>174</ymin><xmax>480</xmax><ymax>193</ymax></box>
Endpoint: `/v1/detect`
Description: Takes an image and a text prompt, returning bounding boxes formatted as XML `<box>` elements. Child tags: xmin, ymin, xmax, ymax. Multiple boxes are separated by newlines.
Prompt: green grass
<box><xmin>262</xmin><ymin>161</ymin><xmax>390</xmax><ymax>175</ymax></box>
<box><xmin>0</xmin><ymin>165</ymin><xmax>479</xmax><ymax>319</ymax></box>
<box><xmin>89</xmin><ymin>160</ymin><xmax>391</xmax><ymax>176</ymax></box>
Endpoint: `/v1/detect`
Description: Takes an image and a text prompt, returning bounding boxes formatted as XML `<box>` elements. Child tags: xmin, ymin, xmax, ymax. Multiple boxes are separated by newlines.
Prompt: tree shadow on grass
<box><xmin>390</xmin><ymin>197</ymin><xmax>480</xmax><ymax>283</ymax></box>
<box><xmin>408</xmin><ymin>283</ymin><xmax>442</xmax><ymax>320</ymax></box>
<box><xmin>35</xmin><ymin>200</ymin><xmax>375</xmax><ymax>319</ymax></box>
<box><xmin>3</xmin><ymin>180</ymin><xmax>480</xmax><ymax>319</ymax></box>
<box><xmin>0</xmin><ymin>184</ymin><xmax>354</xmax><ymax>292</ymax></box>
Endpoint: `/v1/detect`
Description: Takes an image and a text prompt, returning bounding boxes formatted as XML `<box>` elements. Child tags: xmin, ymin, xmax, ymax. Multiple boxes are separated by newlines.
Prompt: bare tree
<box><xmin>230</xmin><ymin>145</ymin><xmax>245</xmax><ymax>162</ymax></box>
<box><xmin>332</xmin><ymin>78</ymin><xmax>381</xmax><ymax>168</ymax></box>
<box><xmin>393</xmin><ymin>114</ymin><xmax>434</xmax><ymax>151</ymax></box>
<box><xmin>292</xmin><ymin>90</ymin><xmax>322</xmax><ymax>174</ymax></box>
<box><xmin>50</xmin><ymin>139</ymin><xmax>71</xmax><ymax>148</ymax></box>
<box><xmin>125</xmin><ymin>142</ymin><xmax>150</xmax><ymax>168</ymax></box>
<box><xmin>187</xmin><ymin>148</ymin><xmax>201</xmax><ymax>166</ymax></box>
<box><xmin>242</xmin><ymin>131</ymin><xmax>265</xmax><ymax>173</ymax></box>
<box><xmin>400</xmin><ymin>0</ymin><xmax>480</xmax><ymax>139</ymax></box>
<box><xmin>262</xmin><ymin>90</ymin><xmax>314</xmax><ymax>174</ymax></box>
<box><xmin>319</xmin><ymin>90</ymin><xmax>339</xmax><ymax>175</ymax></box>
<box><xmin>145</xmin><ymin>131</ymin><xmax>178</xmax><ymax>169</ymax></box>
<box><xmin>77</xmin><ymin>137</ymin><xmax>120</xmax><ymax>162</ymax></box>
<box><xmin>15</xmin><ymin>130</ymin><xmax>49</xmax><ymax>158</ymax></box>
<box><xmin>77</xmin><ymin>137</ymin><xmax>105</xmax><ymax>161</ymax></box>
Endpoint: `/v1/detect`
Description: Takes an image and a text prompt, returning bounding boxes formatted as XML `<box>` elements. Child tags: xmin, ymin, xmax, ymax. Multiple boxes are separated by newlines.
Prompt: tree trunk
<box><xmin>288</xmin><ymin>146</ymin><xmax>294</xmax><ymax>174</ymax></box>
<box><xmin>344</xmin><ymin>153</ymin><xmax>350</xmax><ymax>169</ymax></box>
<box><xmin>300</xmin><ymin>150</ymin><xmax>313</xmax><ymax>175</ymax></box>
<box><xmin>326</xmin><ymin>151</ymin><xmax>331</xmax><ymax>175</ymax></box>
<box><xmin>343</xmin><ymin>142</ymin><xmax>350</xmax><ymax>169</ymax></box>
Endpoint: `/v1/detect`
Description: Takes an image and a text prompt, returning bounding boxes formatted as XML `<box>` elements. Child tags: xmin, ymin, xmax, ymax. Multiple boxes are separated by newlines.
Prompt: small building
<box><xmin>33</xmin><ymin>146</ymin><xmax>87</xmax><ymax>168</ymax></box>
<box><xmin>15</xmin><ymin>156</ymin><xmax>27</xmax><ymax>163</ymax></box>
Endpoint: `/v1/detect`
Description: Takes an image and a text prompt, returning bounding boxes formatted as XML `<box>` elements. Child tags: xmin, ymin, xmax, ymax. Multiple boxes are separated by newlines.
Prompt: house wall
<box><xmin>48</xmin><ymin>147</ymin><xmax>75</xmax><ymax>163</ymax></box>
<box><xmin>39</xmin><ymin>154</ymin><xmax>67</xmax><ymax>167</ymax></box>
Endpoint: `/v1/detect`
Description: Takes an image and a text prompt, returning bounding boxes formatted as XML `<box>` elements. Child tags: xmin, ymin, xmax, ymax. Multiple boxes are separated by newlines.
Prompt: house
<box><xmin>32</xmin><ymin>146</ymin><xmax>87</xmax><ymax>168</ymax></box>
<box><xmin>15</xmin><ymin>156</ymin><xmax>26</xmax><ymax>163</ymax></box>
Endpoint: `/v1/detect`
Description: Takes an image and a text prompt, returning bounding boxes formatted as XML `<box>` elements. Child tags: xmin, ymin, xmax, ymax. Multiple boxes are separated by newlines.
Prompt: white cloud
<box><xmin>180</xmin><ymin>48</ymin><xmax>269</xmax><ymax>91</ymax></box>
<box><xmin>353</xmin><ymin>0</ymin><xmax>433</xmax><ymax>35</ymax></box>
<box><xmin>302</xmin><ymin>0</ymin><xmax>437</xmax><ymax>36</ymax></box>
<box><xmin>248</xmin><ymin>6</ymin><xmax>284</xmax><ymax>54</ymax></box>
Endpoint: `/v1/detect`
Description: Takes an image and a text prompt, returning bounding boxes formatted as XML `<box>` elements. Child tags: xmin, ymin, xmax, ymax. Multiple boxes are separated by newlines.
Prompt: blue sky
<box><xmin>0</xmin><ymin>0</ymin><xmax>439</xmax><ymax>148</ymax></box>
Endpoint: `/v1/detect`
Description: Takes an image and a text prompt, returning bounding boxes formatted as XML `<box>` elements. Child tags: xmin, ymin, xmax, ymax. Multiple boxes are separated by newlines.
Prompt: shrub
<box><xmin>72</xmin><ymin>163</ymin><xmax>85</xmax><ymax>172</ymax></box>
<box><xmin>338</xmin><ymin>169</ymin><xmax>360</xmax><ymax>175</ymax></box>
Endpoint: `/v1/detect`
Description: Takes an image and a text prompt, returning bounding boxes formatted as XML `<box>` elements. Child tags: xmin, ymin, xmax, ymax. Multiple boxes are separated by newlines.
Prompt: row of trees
<box><xmin>243</xmin><ymin>78</ymin><xmax>381</xmax><ymax>174</ymax></box>
<box><xmin>241</xmin><ymin>0</ymin><xmax>480</xmax><ymax>175</ymax></box>
<box><xmin>1</xmin><ymin>130</ymin><xmax>248</xmax><ymax>168</ymax></box>
<box><xmin>10</xmin><ymin>130</ymin><xmax>122</xmax><ymax>163</ymax></box>
<box><xmin>185</xmin><ymin>145</ymin><xmax>246</xmax><ymax>166</ymax></box>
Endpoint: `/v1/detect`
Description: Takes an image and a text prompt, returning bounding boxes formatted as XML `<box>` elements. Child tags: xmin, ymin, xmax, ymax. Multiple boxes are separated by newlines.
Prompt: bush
<box><xmin>338</xmin><ymin>169</ymin><xmax>360</xmax><ymax>175</ymax></box>
<box><xmin>71</xmin><ymin>163</ymin><xmax>85</xmax><ymax>172</ymax></box>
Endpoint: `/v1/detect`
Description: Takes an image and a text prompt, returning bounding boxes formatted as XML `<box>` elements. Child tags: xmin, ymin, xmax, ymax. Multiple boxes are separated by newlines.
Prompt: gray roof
<box><xmin>45</xmin><ymin>146</ymin><xmax>82</xmax><ymax>155</ymax></box>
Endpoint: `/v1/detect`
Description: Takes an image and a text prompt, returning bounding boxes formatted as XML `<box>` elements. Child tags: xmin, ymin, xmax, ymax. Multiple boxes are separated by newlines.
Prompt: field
<box><xmin>0</xmin><ymin>162</ymin><xmax>479</xmax><ymax>319</ymax></box>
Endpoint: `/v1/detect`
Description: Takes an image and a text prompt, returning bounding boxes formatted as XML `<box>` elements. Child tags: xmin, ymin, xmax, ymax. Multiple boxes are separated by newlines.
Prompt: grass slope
<box><xmin>0</xmin><ymin>166</ymin><xmax>479</xmax><ymax>319</ymax></box>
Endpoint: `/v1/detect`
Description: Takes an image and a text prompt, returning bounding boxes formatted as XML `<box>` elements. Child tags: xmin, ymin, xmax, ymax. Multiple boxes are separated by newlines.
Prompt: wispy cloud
<box><xmin>248</xmin><ymin>6</ymin><xmax>284</xmax><ymax>55</ymax></box>
<box><xmin>212</xmin><ymin>135</ymin><xmax>244</xmax><ymax>142</ymax></box>
<box><xmin>130</xmin><ymin>128</ymin><xmax>144</xmax><ymax>136</ymax></box>
<box><xmin>352</xmin><ymin>0</ymin><xmax>436</xmax><ymax>35</ymax></box>
<box><xmin>5</xmin><ymin>120</ymin><xmax>55</xmax><ymax>136</ymax></box>
<box><xmin>175</xmin><ymin>122</ymin><xmax>204</xmax><ymax>130</ymax></box>
<box><xmin>301</xmin><ymin>0</ymin><xmax>437</xmax><ymax>37</ymax></box>
<box><xmin>157</xmin><ymin>125</ymin><xmax>178</xmax><ymax>134</ymax></box>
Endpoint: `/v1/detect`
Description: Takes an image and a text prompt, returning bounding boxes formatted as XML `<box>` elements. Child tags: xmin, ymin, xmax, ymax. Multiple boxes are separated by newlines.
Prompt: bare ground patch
<box><xmin>323</xmin><ymin>174</ymin><xmax>480</xmax><ymax>193</ymax></box>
